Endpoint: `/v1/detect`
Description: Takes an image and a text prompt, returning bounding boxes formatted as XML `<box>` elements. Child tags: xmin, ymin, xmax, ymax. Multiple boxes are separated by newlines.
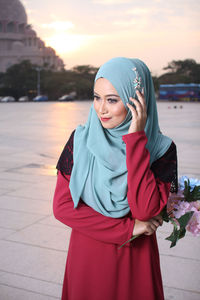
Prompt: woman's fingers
<box><xmin>129</xmin><ymin>97</ymin><xmax>143</xmax><ymax>115</ymax></box>
<box><xmin>128</xmin><ymin>90</ymin><xmax>147</xmax><ymax>118</ymax></box>
<box><xmin>153</xmin><ymin>214</ymin><xmax>163</xmax><ymax>226</ymax></box>
<box><xmin>150</xmin><ymin>219</ymin><xmax>160</xmax><ymax>228</ymax></box>
<box><xmin>126</xmin><ymin>102</ymin><xmax>137</xmax><ymax>118</ymax></box>
<box><xmin>136</xmin><ymin>90</ymin><xmax>147</xmax><ymax>115</ymax></box>
<box><xmin>128</xmin><ymin>91</ymin><xmax>147</xmax><ymax>134</ymax></box>
<box><xmin>144</xmin><ymin>218</ymin><xmax>161</xmax><ymax>236</ymax></box>
<box><xmin>133</xmin><ymin>217</ymin><xmax>162</xmax><ymax>237</ymax></box>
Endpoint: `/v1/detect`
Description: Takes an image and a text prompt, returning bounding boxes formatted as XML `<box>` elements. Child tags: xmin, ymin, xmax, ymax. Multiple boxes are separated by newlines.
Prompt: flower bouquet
<box><xmin>164</xmin><ymin>176</ymin><xmax>200</xmax><ymax>247</ymax></box>
<box><xmin>120</xmin><ymin>176</ymin><xmax>200</xmax><ymax>248</ymax></box>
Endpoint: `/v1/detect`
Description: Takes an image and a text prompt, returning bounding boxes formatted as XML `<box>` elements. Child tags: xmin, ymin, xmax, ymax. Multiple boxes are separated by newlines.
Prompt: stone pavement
<box><xmin>0</xmin><ymin>101</ymin><xmax>199</xmax><ymax>300</ymax></box>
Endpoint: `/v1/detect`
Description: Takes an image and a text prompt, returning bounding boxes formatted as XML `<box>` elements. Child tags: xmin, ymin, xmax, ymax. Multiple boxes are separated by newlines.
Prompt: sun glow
<box><xmin>42</xmin><ymin>21</ymin><xmax>74</xmax><ymax>31</ymax></box>
<box><xmin>42</xmin><ymin>20</ymin><xmax>92</xmax><ymax>54</ymax></box>
<box><xmin>45</xmin><ymin>33</ymin><xmax>90</xmax><ymax>54</ymax></box>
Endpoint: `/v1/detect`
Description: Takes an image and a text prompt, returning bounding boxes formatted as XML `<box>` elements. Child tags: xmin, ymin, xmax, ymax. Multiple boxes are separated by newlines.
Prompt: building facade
<box><xmin>0</xmin><ymin>0</ymin><xmax>64</xmax><ymax>73</ymax></box>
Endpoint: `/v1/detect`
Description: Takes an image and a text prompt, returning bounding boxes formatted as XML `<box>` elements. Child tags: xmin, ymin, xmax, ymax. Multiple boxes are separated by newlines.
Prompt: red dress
<box><xmin>53</xmin><ymin>131</ymin><xmax>177</xmax><ymax>300</ymax></box>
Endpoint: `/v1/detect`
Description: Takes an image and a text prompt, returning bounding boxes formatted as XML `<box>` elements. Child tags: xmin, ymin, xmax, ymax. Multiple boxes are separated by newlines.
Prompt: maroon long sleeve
<box><xmin>53</xmin><ymin>171</ymin><xmax>134</xmax><ymax>245</ymax></box>
<box><xmin>122</xmin><ymin>131</ymin><xmax>171</xmax><ymax>221</ymax></box>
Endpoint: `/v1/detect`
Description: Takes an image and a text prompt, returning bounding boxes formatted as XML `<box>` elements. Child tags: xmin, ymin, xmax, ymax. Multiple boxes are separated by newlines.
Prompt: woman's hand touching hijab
<box><xmin>127</xmin><ymin>89</ymin><xmax>147</xmax><ymax>134</ymax></box>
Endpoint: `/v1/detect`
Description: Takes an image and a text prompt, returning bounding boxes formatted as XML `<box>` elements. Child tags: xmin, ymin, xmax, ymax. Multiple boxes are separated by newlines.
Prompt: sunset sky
<box><xmin>21</xmin><ymin>0</ymin><xmax>200</xmax><ymax>75</ymax></box>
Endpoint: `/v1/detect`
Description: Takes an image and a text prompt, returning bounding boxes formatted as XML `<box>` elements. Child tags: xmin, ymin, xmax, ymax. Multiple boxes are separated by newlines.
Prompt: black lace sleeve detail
<box><xmin>150</xmin><ymin>142</ymin><xmax>178</xmax><ymax>193</ymax></box>
<box><xmin>56</xmin><ymin>130</ymin><xmax>75</xmax><ymax>175</ymax></box>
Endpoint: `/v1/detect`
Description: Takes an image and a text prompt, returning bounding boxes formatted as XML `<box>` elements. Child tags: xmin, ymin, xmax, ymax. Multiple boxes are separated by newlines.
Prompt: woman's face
<box><xmin>94</xmin><ymin>78</ymin><xmax>127</xmax><ymax>129</ymax></box>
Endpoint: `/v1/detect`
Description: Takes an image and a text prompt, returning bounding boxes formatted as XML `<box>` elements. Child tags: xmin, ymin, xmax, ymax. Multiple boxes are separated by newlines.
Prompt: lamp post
<box><xmin>36</xmin><ymin>67</ymin><xmax>41</xmax><ymax>96</ymax></box>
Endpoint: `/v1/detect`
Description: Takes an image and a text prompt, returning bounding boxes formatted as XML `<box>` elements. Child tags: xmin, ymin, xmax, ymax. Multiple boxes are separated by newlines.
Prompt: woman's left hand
<box><xmin>127</xmin><ymin>89</ymin><xmax>147</xmax><ymax>134</ymax></box>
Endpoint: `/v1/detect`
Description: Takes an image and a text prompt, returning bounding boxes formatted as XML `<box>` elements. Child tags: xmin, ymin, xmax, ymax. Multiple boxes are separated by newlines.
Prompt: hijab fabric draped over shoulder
<box><xmin>69</xmin><ymin>57</ymin><xmax>172</xmax><ymax>218</ymax></box>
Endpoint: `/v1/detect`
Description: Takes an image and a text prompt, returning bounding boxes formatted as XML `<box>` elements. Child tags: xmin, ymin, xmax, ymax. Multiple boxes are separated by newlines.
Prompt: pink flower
<box><xmin>185</xmin><ymin>201</ymin><xmax>200</xmax><ymax>236</ymax></box>
<box><xmin>173</xmin><ymin>200</ymin><xmax>200</xmax><ymax>236</ymax></box>
<box><xmin>167</xmin><ymin>191</ymin><xmax>184</xmax><ymax>216</ymax></box>
<box><xmin>187</xmin><ymin>211</ymin><xmax>200</xmax><ymax>236</ymax></box>
<box><xmin>173</xmin><ymin>200</ymin><xmax>190</xmax><ymax>218</ymax></box>
<box><xmin>189</xmin><ymin>200</ymin><xmax>200</xmax><ymax>211</ymax></box>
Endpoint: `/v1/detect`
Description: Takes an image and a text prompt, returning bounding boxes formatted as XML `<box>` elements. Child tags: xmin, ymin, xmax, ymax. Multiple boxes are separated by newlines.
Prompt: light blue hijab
<box><xmin>69</xmin><ymin>57</ymin><xmax>172</xmax><ymax>218</ymax></box>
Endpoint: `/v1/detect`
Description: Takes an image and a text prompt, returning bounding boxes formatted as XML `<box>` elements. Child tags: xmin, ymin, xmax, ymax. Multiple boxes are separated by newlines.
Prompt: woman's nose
<box><xmin>99</xmin><ymin>100</ymin><xmax>108</xmax><ymax>114</ymax></box>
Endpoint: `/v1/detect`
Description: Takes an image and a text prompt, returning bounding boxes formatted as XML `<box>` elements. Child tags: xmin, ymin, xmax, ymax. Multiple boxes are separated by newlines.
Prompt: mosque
<box><xmin>0</xmin><ymin>0</ymin><xmax>64</xmax><ymax>73</ymax></box>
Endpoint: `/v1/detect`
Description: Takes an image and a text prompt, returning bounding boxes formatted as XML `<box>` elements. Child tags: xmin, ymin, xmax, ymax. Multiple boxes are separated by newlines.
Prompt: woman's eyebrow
<box><xmin>105</xmin><ymin>94</ymin><xmax>120</xmax><ymax>98</ymax></box>
<box><xmin>93</xmin><ymin>91</ymin><xmax>120</xmax><ymax>97</ymax></box>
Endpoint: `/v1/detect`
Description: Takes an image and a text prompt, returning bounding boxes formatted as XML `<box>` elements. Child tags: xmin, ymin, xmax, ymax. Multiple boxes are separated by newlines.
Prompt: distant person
<box><xmin>53</xmin><ymin>57</ymin><xmax>177</xmax><ymax>300</ymax></box>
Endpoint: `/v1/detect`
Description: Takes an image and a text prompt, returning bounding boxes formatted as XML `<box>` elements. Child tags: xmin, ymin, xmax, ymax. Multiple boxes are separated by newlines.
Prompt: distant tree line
<box><xmin>0</xmin><ymin>59</ymin><xmax>199</xmax><ymax>100</ymax></box>
<box><xmin>152</xmin><ymin>59</ymin><xmax>200</xmax><ymax>91</ymax></box>
<box><xmin>0</xmin><ymin>61</ymin><xmax>98</xmax><ymax>100</ymax></box>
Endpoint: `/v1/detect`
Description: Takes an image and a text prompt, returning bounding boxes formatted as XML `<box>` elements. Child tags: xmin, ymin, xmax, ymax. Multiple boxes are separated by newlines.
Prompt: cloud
<box><xmin>92</xmin><ymin>0</ymin><xmax>132</xmax><ymax>4</ymax></box>
<box><xmin>113</xmin><ymin>19</ymin><xmax>139</xmax><ymax>28</ymax></box>
<box><xmin>126</xmin><ymin>7</ymin><xmax>151</xmax><ymax>15</ymax></box>
<box><xmin>42</xmin><ymin>21</ymin><xmax>74</xmax><ymax>31</ymax></box>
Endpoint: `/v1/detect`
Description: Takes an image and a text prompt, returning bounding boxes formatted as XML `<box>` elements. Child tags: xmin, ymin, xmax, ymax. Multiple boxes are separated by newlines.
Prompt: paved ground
<box><xmin>0</xmin><ymin>101</ymin><xmax>199</xmax><ymax>300</ymax></box>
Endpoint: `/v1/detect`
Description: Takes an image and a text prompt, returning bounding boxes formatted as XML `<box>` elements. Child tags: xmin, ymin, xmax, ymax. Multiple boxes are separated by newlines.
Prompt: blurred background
<box><xmin>0</xmin><ymin>1</ymin><xmax>200</xmax><ymax>299</ymax></box>
<box><xmin>0</xmin><ymin>0</ymin><xmax>200</xmax><ymax>102</ymax></box>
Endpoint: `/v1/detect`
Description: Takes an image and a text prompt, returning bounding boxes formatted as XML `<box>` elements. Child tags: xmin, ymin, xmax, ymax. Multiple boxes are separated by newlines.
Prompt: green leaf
<box><xmin>161</xmin><ymin>205</ymin><xmax>170</xmax><ymax>222</ymax></box>
<box><xmin>183</xmin><ymin>179</ymin><xmax>200</xmax><ymax>202</ymax></box>
<box><xmin>179</xmin><ymin>227</ymin><xmax>186</xmax><ymax>239</ymax></box>
<box><xmin>165</xmin><ymin>211</ymin><xmax>194</xmax><ymax>248</ymax></box>
<box><xmin>177</xmin><ymin>211</ymin><xmax>194</xmax><ymax>228</ymax></box>
<box><xmin>118</xmin><ymin>235</ymin><xmax>139</xmax><ymax>249</ymax></box>
<box><xmin>165</xmin><ymin>226</ymin><xmax>179</xmax><ymax>248</ymax></box>
<box><xmin>169</xmin><ymin>217</ymin><xmax>178</xmax><ymax>228</ymax></box>
<box><xmin>191</xmin><ymin>185</ymin><xmax>200</xmax><ymax>201</ymax></box>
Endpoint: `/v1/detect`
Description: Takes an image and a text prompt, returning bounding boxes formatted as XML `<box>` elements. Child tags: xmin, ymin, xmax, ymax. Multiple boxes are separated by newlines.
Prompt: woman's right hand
<box><xmin>133</xmin><ymin>215</ymin><xmax>163</xmax><ymax>236</ymax></box>
<box><xmin>127</xmin><ymin>90</ymin><xmax>147</xmax><ymax>134</ymax></box>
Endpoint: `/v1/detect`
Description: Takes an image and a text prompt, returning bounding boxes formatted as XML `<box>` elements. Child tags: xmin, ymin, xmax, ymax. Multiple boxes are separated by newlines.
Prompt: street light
<box><xmin>36</xmin><ymin>67</ymin><xmax>41</xmax><ymax>96</ymax></box>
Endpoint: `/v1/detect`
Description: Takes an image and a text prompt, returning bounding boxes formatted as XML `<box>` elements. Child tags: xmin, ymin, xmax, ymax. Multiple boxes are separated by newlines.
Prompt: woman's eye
<box><xmin>94</xmin><ymin>95</ymin><xmax>100</xmax><ymax>101</ymax></box>
<box><xmin>107</xmin><ymin>98</ymin><xmax>118</xmax><ymax>104</ymax></box>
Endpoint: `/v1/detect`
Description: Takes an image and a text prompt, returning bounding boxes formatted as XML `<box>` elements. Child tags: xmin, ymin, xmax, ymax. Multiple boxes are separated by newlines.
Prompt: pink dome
<box><xmin>0</xmin><ymin>0</ymin><xmax>27</xmax><ymax>24</ymax></box>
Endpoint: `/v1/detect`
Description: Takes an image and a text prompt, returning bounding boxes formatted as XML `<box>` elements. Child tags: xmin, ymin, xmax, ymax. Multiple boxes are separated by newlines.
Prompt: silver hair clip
<box><xmin>132</xmin><ymin>67</ymin><xmax>142</xmax><ymax>91</ymax></box>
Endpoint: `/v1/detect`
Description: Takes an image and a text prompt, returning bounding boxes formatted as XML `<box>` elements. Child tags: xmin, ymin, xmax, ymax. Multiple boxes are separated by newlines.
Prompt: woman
<box><xmin>53</xmin><ymin>57</ymin><xmax>177</xmax><ymax>300</ymax></box>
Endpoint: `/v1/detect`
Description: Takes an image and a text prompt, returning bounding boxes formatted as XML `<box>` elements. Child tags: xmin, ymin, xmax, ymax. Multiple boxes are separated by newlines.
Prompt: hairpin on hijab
<box><xmin>132</xmin><ymin>67</ymin><xmax>143</xmax><ymax>92</ymax></box>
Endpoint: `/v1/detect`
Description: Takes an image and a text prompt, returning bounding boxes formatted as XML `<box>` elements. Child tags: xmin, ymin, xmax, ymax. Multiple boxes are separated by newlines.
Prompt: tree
<box><xmin>159</xmin><ymin>59</ymin><xmax>200</xmax><ymax>84</ymax></box>
<box><xmin>0</xmin><ymin>62</ymin><xmax>98</xmax><ymax>100</ymax></box>
<box><xmin>0</xmin><ymin>60</ymin><xmax>37</xmax><ymax>99</ymax></box>
<box><xmin>72</xmin><ymin>65</ymin><xmax>98</xmax><ymax>75</ymax></box>
<box><xmin>163</xmin><ymin>59</ymin><xmax>196</xmax><ymax>74</ymax></box>
<box><xmin>71</xmin><ymin>65</ymin><xmax>98</xmax><ymax>99</ymax></box>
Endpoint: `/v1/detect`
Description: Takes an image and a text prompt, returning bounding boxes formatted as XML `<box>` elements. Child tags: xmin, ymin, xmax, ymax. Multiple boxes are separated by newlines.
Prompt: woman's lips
<box><xmin>100</xmin><ymin>117</ymin><xmax>111</xmax><ymax>122</ymax></box>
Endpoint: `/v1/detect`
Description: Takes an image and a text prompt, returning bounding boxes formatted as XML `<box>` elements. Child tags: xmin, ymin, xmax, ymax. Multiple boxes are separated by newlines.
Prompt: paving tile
<box><xmin>0</xmin><ymin>240</ymin><xmax>66</xmax><ymax>284</ymax></box>
<box><xmin>0</xmin><ymin>284</ymin><xmax>59</xmax><ymax>300</ymax></box>
<box><xmin>0</xmin><ymin>228</ymin><xmax>15</xmax><ymax>239</ymax></box>
<box><xmin>0</xmin><ymin>188</ymin><xmax>14</xmax><ymax>193</ymax></box>
<box><xmin>164</xmin><ymin>286</ymin><xmax>200</xmax><ymax>300</ymax></box>
<box><xmin>0</xmin><ymin>210</ymin><xmax>46</xmax><ymax>230</ymax></box>
<box><xmin>0</xmin><ymin>188</ymin><xmax>15</xmax><ymax>197</ymax></box>
<box><xmin>5</xmin><ymin>164</ymin><xmax>57</xmax><ymax>177</ymax></box>
<box><xmin>0</xmin><ymin>160</ymin><xmax>27</xmax><ymax>170</ymax></box>
<box><xmin>0</xmin><ymin>195</ymin><xmax>51</xmax><ymax>215</ymax></box>
<box><xmin>158</xmin><ymin>231</ymin><xmax>200</xmax><ymax>261</ymax></box>
<box><xmin>39</xmin><ymin>215</ymin><xmax>66</xmax><ymax>228</ymax></box>
<box><xmin>0</xmin><ymin>178</ymin><xmax>32</xmax><ymax>191</ymax></box>
<box><xmin>160</xmin><ymin>255</ymin><xmax>200</xmax><ymax>292</ymax></box>
<box><xmin>0</xmin><ymin>271</ymin><xmax>61</xmax><ymax>298</ymax></box>
<box><xmin>0</xmin><ymin>173</ymin><xmax>51</xmax><ymax>184</ymax></box>
<box><xmin>5</xmin><ymin>180</ymin><xmax>57</xmax><ymax>201</ymax></box>
<box><xmin>5</xmin><ymin>223</ymin><xmax>71</xmax><ymax>251</ymax></box>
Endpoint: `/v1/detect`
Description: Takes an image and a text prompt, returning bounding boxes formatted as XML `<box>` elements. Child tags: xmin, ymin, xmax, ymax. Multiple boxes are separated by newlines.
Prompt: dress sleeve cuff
<box><xmin>122</xmin><ymin>130</ymin><xmax>147</xmax><ymax>143</ymax></box>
